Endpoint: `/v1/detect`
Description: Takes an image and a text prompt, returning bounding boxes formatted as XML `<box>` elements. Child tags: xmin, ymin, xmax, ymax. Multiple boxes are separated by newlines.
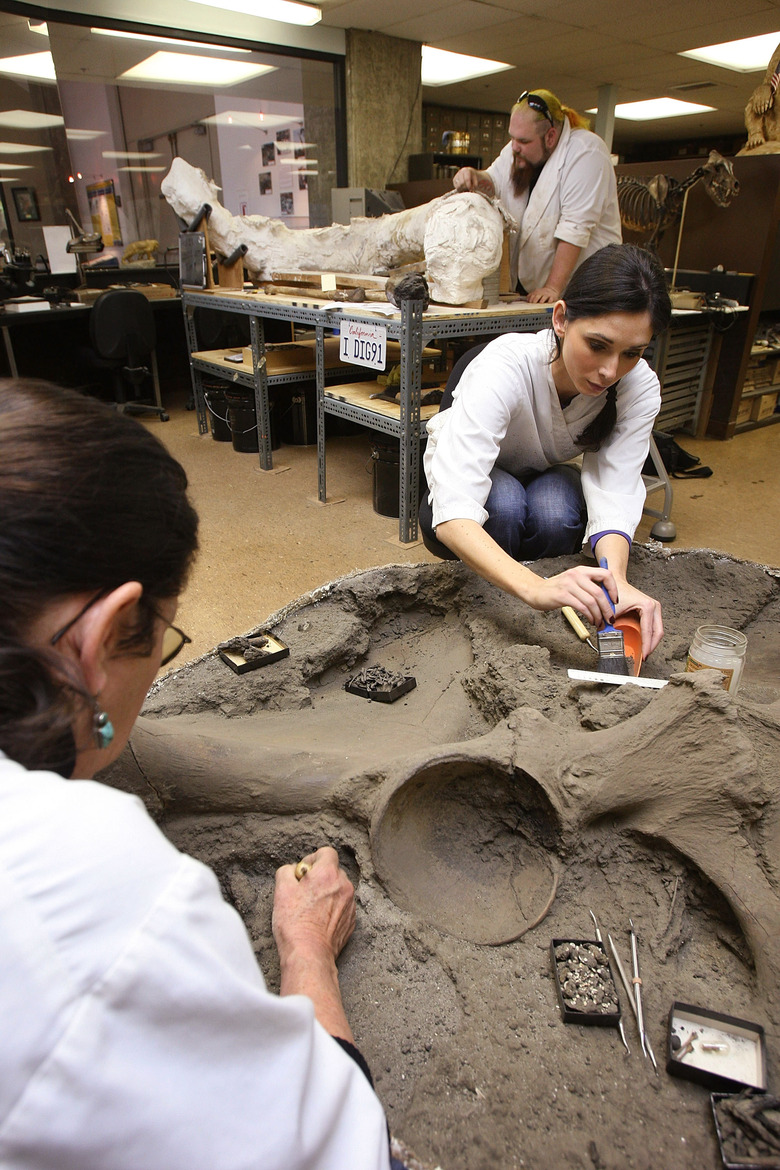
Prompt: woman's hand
<box><xmin>612</xmin><ymin>580</ymin><xmax>664</xmax><ymax>661</ymax></box>
<box><xmin>522</xmin><ymin>563</ymin><xmax>621</xmax><ymax>628</ymax></box>
<box><xmin>273</xmin><ymin>846</ymin><xmax>356</xmax><ymax>965</ymax></box>
<box><xmin>273</xmin><ymin>847</ymin><xmax>357</xmax><ymax>1040</ymax></box>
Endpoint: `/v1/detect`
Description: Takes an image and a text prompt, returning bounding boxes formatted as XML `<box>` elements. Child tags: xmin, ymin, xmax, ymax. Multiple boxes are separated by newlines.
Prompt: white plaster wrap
<box><xmin>161</xmin><ymin>157</ymin><xmax>505</xmax><ymax>305</ymax></box>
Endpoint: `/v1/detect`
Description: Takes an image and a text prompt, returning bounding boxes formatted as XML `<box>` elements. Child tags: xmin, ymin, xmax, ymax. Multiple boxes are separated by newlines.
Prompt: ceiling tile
<box><xmin>319</xmin><ymin>0</ymin><xmax>453</xmax><ymax>31</ymax></box>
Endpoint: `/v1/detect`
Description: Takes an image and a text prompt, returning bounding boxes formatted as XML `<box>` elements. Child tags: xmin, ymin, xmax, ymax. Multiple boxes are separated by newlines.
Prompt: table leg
<box><xmin>183</xmin><ymin>304</ymin><xmax>208</xmax><ymax>434</ymax></box>
<box><xmin>316</xmin><ymin>322</ymin><xmax>327</xmax><ymax>502</ymax></box>
<box><xmin>250</xmin><ymin>315</ymin><xmax>273</xmax><ymax>471</ymax></box>
<box><xmin>399</xmin><ymin>298</ymin><xmax>424</xmax><ymax>543</ymax></box>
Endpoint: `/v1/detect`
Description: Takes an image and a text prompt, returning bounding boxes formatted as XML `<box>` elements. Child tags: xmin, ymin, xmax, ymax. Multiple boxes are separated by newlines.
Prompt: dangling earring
<box><xmin>93</xmin><ymin>706</ymin><xmax>115</xmax><ymax>750</ymax></box>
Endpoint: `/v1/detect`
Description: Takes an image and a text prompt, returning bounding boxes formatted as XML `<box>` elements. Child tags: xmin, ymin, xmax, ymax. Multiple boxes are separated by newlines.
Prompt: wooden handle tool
<box><xmin>562</xmin><ymin>606</ymin><xmax>598</xmax><ymax>654</ymax></box>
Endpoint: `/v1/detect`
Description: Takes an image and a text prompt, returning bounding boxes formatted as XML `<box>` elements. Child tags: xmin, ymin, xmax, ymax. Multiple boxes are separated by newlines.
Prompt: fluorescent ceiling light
<box><xmin>199</xmin><ymin>110</ymin><xmax>290</xmax><ymax>128</ymax></box>
<box><xmin>587</xmin><ymin>97</ymin><xmax>716</xmax><ymax>121</ymax></box>
<box><xmin>0</xmin><ymin>109</ymin><xmax>63</xmax><ymax>130</ymax></box>
<box><xmin>193</xmin><ymin>0</ymin><xmax>320</xmax><ymax>26</ymax></box>
<box><xmin>0</xmin><ymin>141</ymin><xmax>51</xmax><ymax>154</ymax></box>
<box><xmin>102</xmin><ymin>150</ymin><xmax>162</xmax><ymax>159</ymax></box>
<box><xmin>291</xmin><ymin>169</ymin><xmax>318</xmax><ymax>175</ymax></box>
<box><xmin>66</xmin><ymin>128</ymin><xmax>107</xmax><ymax>141</ymax></box>
<box><xmin>680</xmin><ymin>32</ymin><xmax>780</xmax><ymax>72</ymax></box>
<box><xmin>119</xmin><ymin>52</ymin><xmax>274</xmax><ymax>86</ymax></box>
<box><xmin>0</xmin><ymin>175</ymin><xmax>28</xmax><ymax>180</ymax></box>
<box><xmin>90</xmin><ymin>28</ymin><xmax>250</xmax><ymax>53</ymax></box>
<box><xmin>118</xmin><ymin>165</ymin><xmax>167</xmax><ymax>172</ymax></box>
<box><xmin>281</xmin><ymin>157</ymin><xmax>318</xmax><ymax>165</ymax></box>
<box><xmin>0</xmin><ymin>52</ymin><xmax>57</xmax><ymax>82</ymax></box>
<box><xmin>276</xmin><ymin>140</ymin><xmax>316</xmax><ymax>150</ymax></box>
<box><xmin>421</xmin><ymin>46</ymin><xmax>512</xmax><ymax>86</ymax></box>
<box><xmin>0</xmin><ymin>162</ymin><xmax>32</xmax><ymax>170</ymax></box>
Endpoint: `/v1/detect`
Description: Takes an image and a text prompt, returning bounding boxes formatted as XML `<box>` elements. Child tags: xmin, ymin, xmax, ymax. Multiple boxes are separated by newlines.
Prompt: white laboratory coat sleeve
<box><xmin>580</xmin><ymin>358</ymin><xmax>661</xmax><ymax>544</ymax></box>
<box><xmin>423</xmin><ymin>331</ymin><xmax>660</xmax><ymax>546</ymax></box>
<box><xmin>0</xmin><ymin>752</ymin><xmax>390</xmax><ymax>1170</ymax></box>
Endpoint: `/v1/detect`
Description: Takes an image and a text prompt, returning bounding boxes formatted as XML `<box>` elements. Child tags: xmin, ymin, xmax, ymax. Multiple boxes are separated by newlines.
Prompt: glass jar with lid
<box><xmin>686</xmin><ymin>625</ymin><xmax>747</xmax><ymax>695</ymax></box>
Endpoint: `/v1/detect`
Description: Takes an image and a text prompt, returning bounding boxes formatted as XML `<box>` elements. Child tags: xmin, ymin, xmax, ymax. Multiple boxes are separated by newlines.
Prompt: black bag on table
<box><xmin>643</xmin><ymin>430</ymin><xmax>713</xmax><ymax>479</ymax></box>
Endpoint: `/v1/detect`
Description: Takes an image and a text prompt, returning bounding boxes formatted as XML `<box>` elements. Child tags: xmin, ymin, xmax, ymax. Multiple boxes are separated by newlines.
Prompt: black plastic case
<box><xmin>666</xmin><ymin>1002</ymin><xmax>767</xmax><ymax>1092</ymax></box>
<box><xmin>711</xmin><ymin>1092</ymin><xmax>780</xmax><ymax>1169</ymax></box>
<box><xmin>550</xmin><ymin>938</ymin><xmax>622</xmax><ymax>1027</ymax></box>
<box><xmin>345</xmin><ymin>674</ymin><xmax>416</xmax><ymax>703</ymax></box>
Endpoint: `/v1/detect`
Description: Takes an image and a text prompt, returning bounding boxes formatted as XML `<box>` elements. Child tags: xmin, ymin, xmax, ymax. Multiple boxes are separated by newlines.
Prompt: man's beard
<box><xmin>510</xmin><ymin>141</ymin><xmax>551</xmax><ymax>197</ymax></box>
<box><xmin>510</xmin><ymin>160</ymin><xmax>538</xmax><ymax>197</ymax></box>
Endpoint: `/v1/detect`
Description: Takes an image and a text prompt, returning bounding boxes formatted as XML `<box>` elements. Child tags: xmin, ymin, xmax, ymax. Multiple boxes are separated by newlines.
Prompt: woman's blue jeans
<box><xmin>419</xmin><ymin>464</ymin><xmax>586</xmax><ymax>562</ymax></box>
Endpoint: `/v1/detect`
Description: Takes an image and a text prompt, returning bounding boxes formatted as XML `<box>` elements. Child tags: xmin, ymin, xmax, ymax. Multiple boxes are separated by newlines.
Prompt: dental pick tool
<box><xmin>629</xmin><ymin>919</ymin><xmax>658</xmax><ymax>1073</ymax></box>
<box><xmin>589</xmin><ymin>911</ymin><xmax>630</xmax><ymax>1055</ymax></box>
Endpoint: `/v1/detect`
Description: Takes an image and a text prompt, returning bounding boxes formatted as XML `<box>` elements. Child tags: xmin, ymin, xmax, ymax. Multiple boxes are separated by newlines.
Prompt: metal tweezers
<box><xmin>607</xmin><ymin>923</ymin><xmax>658</xmax><ymax>1073</ymax></box>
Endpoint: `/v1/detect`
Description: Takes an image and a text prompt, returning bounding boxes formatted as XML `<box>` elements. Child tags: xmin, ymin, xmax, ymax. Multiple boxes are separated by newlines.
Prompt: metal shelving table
<box><xmin>181</xmin><ymin>287</ymin><xmax>551</xmax><ymax>543</ymax></box>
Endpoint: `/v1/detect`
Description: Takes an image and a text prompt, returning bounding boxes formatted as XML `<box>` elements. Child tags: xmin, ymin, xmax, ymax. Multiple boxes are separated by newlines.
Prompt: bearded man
<box><xmin>453</xmin><ymin>90</ymin><xmax>622</xmax><ymax>303</ymax></box>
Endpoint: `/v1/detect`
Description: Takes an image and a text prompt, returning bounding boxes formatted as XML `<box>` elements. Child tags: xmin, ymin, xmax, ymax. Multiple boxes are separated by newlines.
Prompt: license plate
<box><xmin>338</xmin><ymin>320</ymin><xmax>387</xmax><ymax>371</ymax></box>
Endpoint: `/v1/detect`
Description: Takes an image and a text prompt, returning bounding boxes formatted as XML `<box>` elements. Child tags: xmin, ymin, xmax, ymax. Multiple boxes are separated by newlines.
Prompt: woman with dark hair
<box><xmin>0</xmin><ymin>381</ymin><xmax>391</xmax><ymax>1169</ymax></box>
<box><xmin>420</xmin><ymin>243</ymin><xmax>672</xmax><ymax>660</ymax></box>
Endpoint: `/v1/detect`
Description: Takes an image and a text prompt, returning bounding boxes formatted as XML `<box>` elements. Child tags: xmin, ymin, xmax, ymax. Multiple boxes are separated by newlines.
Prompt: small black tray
<box><xmin>711</xmin><ymin>1092</ymin><xmax>780</xmax><ymax>1170</ymax></box>
<box><xmin>550</xmin><ymin>938</ymin><xmax>621</xmax><ymax>1026</ymax></box>
<box><xmin>345</xmin><ymin>674</ymin><xmax>416</xmax><ymax>703</ymax></box>
<box><xmin>666</xmin><ymin>1002</ymin><xmax>767</xmax><ymax>1092</ymax></box>
<box><xmin>218</xmin><ymin>633</ymin><xmax>290</xmax><ymax>674</ymax></box>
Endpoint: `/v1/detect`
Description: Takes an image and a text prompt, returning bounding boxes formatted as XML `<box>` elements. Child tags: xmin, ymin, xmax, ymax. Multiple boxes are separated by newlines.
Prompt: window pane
<box><xmin>0</xmin><ymin>13</ymin><xmax>341</xmax><ymax>269</ymax></box>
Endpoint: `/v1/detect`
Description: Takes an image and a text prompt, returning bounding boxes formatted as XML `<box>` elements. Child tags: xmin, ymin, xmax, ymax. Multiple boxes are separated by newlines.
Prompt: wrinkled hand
<box><xmin>453</xmin><ymin>166</ymin><xmax>479</xmax><ymax>192</ymax></box>
<box><xmin>526</xmin><ymin>284</ymin><xmax>561</xmax><ymax>304</ymax></box>
<box><xmin>523</xmin><ymin>564</ymin><xmax>620</xmax><ymax>628</ymax></box>
<box><xmin>612</xmin><ymin>580</ymin><xmax>664</xmax><ymax>660</ymax></box>
<box><xmin>273</xmin><ymin>846</ymin><xmax>356</xmax><ymax>966</ymax></box>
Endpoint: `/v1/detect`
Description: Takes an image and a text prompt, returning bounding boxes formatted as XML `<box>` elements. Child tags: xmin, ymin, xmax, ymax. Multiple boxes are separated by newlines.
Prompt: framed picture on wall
<box><xmin>261</xmin><ymin>142</ymin><xmax>275</xmax><ymax>166</ymax></box>
<box><xmin>280</xmin><ymin>191</ymin><xmax>294</xmax><ymax>216</ymax></box>
<box><xmin>258</xmin><ymin>171</ymin><xmax>272</xmax><ymax>195</ymax></box>
<box><xmin>12</xmin><ymin>187</ymin><xmax>40</xmax><ymax>222</ymax></box>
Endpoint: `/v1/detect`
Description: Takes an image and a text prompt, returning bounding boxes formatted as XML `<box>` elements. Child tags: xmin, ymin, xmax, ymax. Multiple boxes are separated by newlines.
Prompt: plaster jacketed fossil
<box><xmin>160</xmin><ymin>157</ymin><xmax>507</xmax><ymax>305</ymax></box>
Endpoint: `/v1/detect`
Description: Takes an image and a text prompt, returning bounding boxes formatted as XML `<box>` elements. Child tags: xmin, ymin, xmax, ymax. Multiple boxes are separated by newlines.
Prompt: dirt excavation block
<box><xmin>102</xmin><ymin>548</ymin><xmax>780</xmax><ymax>1170</ymax></box>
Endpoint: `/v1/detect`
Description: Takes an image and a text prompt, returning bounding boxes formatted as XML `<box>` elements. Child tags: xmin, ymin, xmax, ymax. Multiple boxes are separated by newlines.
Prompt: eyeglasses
<box><xmin>517</xmin><ymin>91</ymin><xmax>555</xmax><ymax>129</ymax></box>
<box><xmin>159</xmin><ymin>621</ymin><xmax>192</xmax><ymax>667</ymax></box>
<box><xmin>51</xmin><ymin>591</ymin><xmax>191</xmax><ymax>668</ymax></box>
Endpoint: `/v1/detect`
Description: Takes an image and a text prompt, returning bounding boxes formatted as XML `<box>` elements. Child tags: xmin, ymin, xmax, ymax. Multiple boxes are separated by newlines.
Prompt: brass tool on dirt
<box><xmin>590</xmin><ymin>911</ymin><xmax>630</xmax><ymax>1055</ymax></box>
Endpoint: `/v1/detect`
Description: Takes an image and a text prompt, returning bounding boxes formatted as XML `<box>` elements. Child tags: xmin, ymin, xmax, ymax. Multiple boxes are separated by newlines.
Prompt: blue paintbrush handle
<box><xmin>598</xmin><ymin>557</ymin><xmax>617</xmax><ymax>629</ymax></box>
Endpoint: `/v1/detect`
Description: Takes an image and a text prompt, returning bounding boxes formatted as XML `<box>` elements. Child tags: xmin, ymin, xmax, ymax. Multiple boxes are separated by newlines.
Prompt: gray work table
<box><xmin>180</xmin><ymin>287</ymin><xmax>551</xmax><ymax>543</ymax></box>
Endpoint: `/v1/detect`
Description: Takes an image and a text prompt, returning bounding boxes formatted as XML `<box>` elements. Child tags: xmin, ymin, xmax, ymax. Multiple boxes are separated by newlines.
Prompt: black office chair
<box><xmin>89</xmin><ymin>288</ymin><xmax>168</xmax><ymax>421</ymax></box>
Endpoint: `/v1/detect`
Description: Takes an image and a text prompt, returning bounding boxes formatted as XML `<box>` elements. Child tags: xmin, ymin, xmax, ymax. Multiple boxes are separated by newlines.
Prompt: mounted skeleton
<box><xmin>617</xmin><ymin>151</ymin><xmax>739</xmax><ymax>248</ymax></box>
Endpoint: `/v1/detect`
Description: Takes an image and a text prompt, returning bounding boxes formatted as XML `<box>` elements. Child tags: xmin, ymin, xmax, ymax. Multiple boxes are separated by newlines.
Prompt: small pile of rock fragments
<box><xmin>554</xmin><ymin>942</ymin><xmax>621</xmax><ymax>1016</ymax></box>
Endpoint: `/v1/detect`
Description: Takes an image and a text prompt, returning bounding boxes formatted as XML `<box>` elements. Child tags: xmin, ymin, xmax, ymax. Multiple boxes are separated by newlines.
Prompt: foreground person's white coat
<box><xmin>0</xmin><ymin>752</ymin><xmax>389</xmax><ymax>1170</ymax></box>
